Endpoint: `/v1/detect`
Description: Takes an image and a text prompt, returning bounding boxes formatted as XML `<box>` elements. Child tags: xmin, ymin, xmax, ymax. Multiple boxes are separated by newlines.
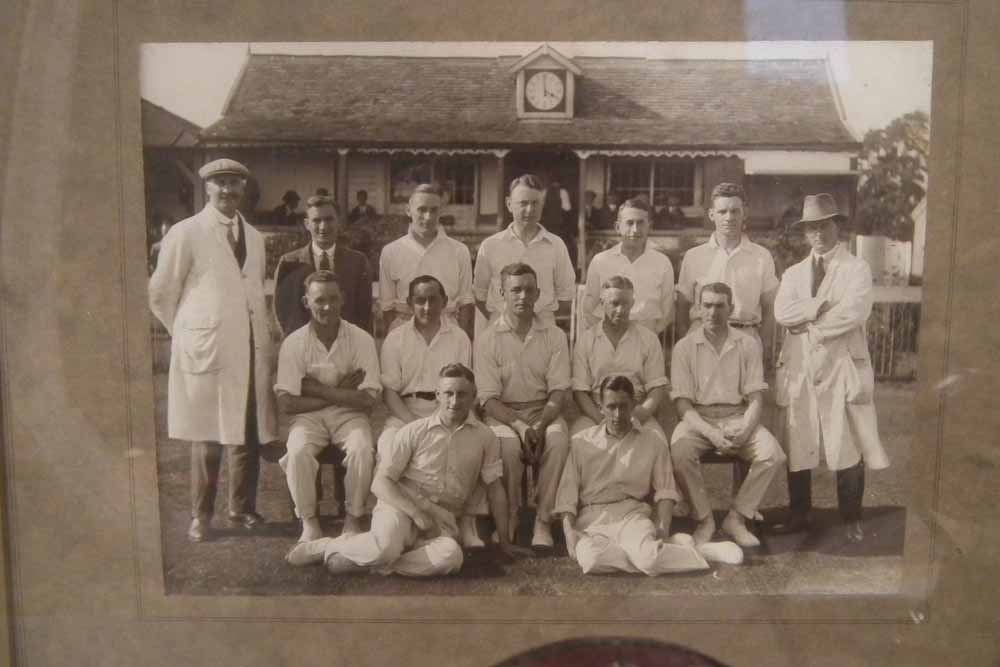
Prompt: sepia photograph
<box><xmin>140</xmin><ymin>40</ymin><xmax>932</xmax><ymax>598</ymax></box>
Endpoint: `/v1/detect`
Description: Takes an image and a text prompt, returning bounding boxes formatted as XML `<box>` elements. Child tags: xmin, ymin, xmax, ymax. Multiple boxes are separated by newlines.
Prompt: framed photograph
<box><xmin>2</xmin><ymin>1</ymin><xmax>997</xmax><ymax>665</ymax></box>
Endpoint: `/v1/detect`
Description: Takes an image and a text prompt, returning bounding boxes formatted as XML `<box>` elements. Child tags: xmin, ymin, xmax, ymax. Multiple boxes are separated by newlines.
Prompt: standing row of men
<box><xmin>149</xmin><ymin>158</ymin><xmax>889</xmax><ymax>578</ymax></box>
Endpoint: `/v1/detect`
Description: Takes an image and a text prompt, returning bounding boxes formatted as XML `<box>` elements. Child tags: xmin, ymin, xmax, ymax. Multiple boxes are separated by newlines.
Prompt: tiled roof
<box><xmin>201</xmin><ymin>55</ymin><xmax>858</xmax><ymax>149</ymax></box>
<box><xmin>142</xmin><ymin>98</ymin><xmax>201</xmax><ymax>147</ymax></box>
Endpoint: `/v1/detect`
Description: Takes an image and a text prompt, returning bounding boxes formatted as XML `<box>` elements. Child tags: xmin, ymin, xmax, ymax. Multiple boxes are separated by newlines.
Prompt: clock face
<box><xmin>525</xmin><ymin>71</ymin><xmax>565</xmax><ymax>111</ymax></box>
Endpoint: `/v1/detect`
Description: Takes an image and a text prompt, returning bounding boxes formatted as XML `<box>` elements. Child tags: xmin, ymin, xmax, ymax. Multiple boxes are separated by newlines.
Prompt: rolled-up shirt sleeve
<box><xmin>379</xmin><ymin>329</ymin><xmax>404</xmax><ymax>392</ymax></box>
<box><xmin>553</xmin><ymin>443</ymin><xmax>581</xmax><ymax>517</ymax></box>
<box><xmin>675</xmin><ymin>254</ymin><xmax>696</xmax><ymax>303</ymax></box>
<box><xmin>642</xmin><ymin>330</ymin><xmax>669</xmax><ymax>391</ymax></box>
<box><xmin>274</xmin><ymin>335</ymin><xmax>305</xmax><ymax>397</ymax></box>
<box><xmin>669</xmin><ymin>338</ymin><xmax>696</xmax><ymax>402</ymax></box>
<box><xmin>739</xmin><ymin>336</ymin><xmax>769</xmax><ymax>396</ymax></box>
<box><xmin>455</xmin><ymin>246</ymin><xmax>476</xmax><ymax>306</ymax></box>
<box><xmin>473</xmin><ymin>243</ymin><xmax>492</xmax><ymax>302</ymax></box>
<box><xmin>651</xmin><ymin>430</ymin><xmax>680</xmax><ymax>502</ymax></box>
<box><xmin>473</xmin><ymin>332</ymin><xmax>503</xmax><ymax>402</ymax></box>
<box><xmin>356</xmin><ymin>331</ymin><xmax>383</xmax><ymax>399</ymax></box>
<box><xmin>553</xmin><ymin>241</ymin><xmax>578</xmax><ymax>302</ymax></box>
<box><xmin>479</xmin><ymin>431</ymin><xmax>503</xmax><ymax>485</ymax></box>
<box><xmin>376</xmin><ymin>422</ymin><xmax>415</xmax><ymax>482</ymax></box>
<box><xmin>546</xmin><ymin>328</ymin><xmax>572</xmax><ymax>392</ymax></box>
<box><xmin>571</xmin><ymin>331</ymin><xmax>593</xmax><ymax>392</ymax></box>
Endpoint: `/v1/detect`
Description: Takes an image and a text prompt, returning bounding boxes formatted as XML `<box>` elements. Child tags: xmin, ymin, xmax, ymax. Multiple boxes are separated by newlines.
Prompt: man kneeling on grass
<box><xmin>287</xmin><ymin>363</ymin><xmax>532</xmax><ymax>575</ymax></box>
<box><xmin>555</xmin><ymin>375</ymin><xmax>743</xmax><ymax>575</ymax></box>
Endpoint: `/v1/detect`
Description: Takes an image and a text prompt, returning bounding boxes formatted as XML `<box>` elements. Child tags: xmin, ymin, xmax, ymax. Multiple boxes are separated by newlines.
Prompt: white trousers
<box><xmin>486</xmin><ymin>405</ymin><xmax>569</xmax><ymax>523</ymax></box>
<box><xmin>322</xmin><ymin>501</ymin><xmax>463</xmax><ymax>577</ymax></box>
<box><xmin>574</xmin><ymin>502</ymin><xmax>710</xmax><ymax>575</ymax></box>
<box><xmin>670</xmin><ymin>413</ymin><xmax>785</xmax><ymax>522</ymax></box>
<box><xmin>279</xmin><ymin>409</ymin><xmax>374</xmax><ymax>519</ymax></box>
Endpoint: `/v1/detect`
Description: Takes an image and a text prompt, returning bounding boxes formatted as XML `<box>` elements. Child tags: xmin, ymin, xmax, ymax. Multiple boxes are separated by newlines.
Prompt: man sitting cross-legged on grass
<box><xmin>275</xmin><ymin>270</ymin><xmax>380</xmax><ymax>543</ymax></box>
<box><xmin>286</xmin><ymin>364</ymin><xmax>532</xmax><ymax>576</ymax></box>
<box><xmin>556</xmin><ymin>375</ymin><xmax>743</xmax><ymax>575</ymax></box>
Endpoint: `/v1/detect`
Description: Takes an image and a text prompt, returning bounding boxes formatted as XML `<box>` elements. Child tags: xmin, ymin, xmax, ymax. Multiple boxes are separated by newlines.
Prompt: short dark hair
<box><xmin>500</xmin><ymin>262</ymin><xmax>537</xmax><ymax>287</ymax></box>
<box><xmin>356</xmin><ymin>190</ymin><xmax>368</xmax><ymax>198</ymax></box>
<box><xmin>699</xmin><ymin>281</ymin><xmax>733</xmax><ymax>306</ymax></box>
<box><xmin>409</xmin><ymin>183</ymin><xmax>443</xmax><ymax>200</ymax></box>
<box><xmin>617</xmin><ymin>197</ymin><xmax>652</xmax><ymax>219</ymax></box>
<box><xmin>599</xmin><ymin>375</ymin><xmax>636</xmax><ymax>400</ymax></box>
<box><xmin>709</xmin><ymin>182</ymin><xmax>746</xmax><ymax>205</ymax></box>
<box><xmin>601</xmin><ymin>275</ymin><xmax>635</xmax><ymax>291</ymax></box>
<box><xmin>407</xmin><ymin>274</ymin><xmax>447</xmax><ymax>303</ymax></box>
<box><xmin>508</xmin><ymin>173</ymin><xmax>545</xmax><ymax>194</ymax></box>
<box><xmin>304</xmin><ymin>195</ymin><xmax>342</xmax><ymax>215</ymax></box>
<box><xmin>303</xmin><ymin>269</ymin><xmax>341</xmax><ymax>292</ymax></box>
<box><xmin>282</xmin><ymin>189</ymin><xmax>300</xmax><ymax>204</ymax></box>
<box><xmin>439</xmin><ymin>363</ymin><xmax>475</xmax><ymax>385</ymax></box>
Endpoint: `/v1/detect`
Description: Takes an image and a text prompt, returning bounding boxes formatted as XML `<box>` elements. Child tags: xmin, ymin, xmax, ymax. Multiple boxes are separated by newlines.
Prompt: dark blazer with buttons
<box><xmin>272</xmin><ymin>244</ymin><xmax>373</xmax><ymax>337</ymax></box>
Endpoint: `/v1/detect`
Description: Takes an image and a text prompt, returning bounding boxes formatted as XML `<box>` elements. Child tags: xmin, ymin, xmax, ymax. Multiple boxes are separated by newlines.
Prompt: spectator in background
<box><xmin>597</xmin><ymin>192</ymin><xmax>621</xmax><ymax>230</ymax></box>
<box><xmin>271</xmin><ymin>189</ymin><xmax>302</xmax><ymax>226</ymax></box>
<box><xmin>654</xmin><ymin>194</ymin><xmax>686</xmax><ymax>229</ymax></box>
<box><xmin>583</xmin><ymin>190</ymin><xmax>599</xmax><ymax>230</ymax></box>
<box><xmin>348</xmin><ymin>189</ymin><xmax>377</xmax><ymax>223</ymax></box>
<box><xmin>315</xmin><ymin>187</ymin><xmax>330</xmax><ymax>197</ymax></box>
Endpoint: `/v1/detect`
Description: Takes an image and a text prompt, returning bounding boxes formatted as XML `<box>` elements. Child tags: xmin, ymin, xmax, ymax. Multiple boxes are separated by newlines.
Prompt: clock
<box><xmin>524</xmin><ymin>70</ymin><xmax>565</xmax><ymax>112</ymax></box>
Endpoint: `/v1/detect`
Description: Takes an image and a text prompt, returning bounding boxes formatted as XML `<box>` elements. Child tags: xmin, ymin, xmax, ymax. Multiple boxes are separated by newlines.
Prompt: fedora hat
<box><xmin>793</xmin><ymin>193</ymin><xmax>847</xmax><ymax>226</ymax></box>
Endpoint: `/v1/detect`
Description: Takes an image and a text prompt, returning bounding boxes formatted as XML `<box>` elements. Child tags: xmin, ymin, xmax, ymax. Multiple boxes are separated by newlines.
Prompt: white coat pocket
<box><xmin>176</xmin><ymin>316</ymin><xmax>221</xmax><ymax>374</ymax></box>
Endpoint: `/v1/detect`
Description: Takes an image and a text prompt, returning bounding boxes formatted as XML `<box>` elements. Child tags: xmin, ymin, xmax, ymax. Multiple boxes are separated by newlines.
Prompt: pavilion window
<box><xmin>608</xmin><ymin>158</ymin><xmax>696</xmax><ymax>207</ymax></box>
<box><xmin>389</xmin><ymin>154</ymin><xmax>477</xmax><ymax>206</ymax></box>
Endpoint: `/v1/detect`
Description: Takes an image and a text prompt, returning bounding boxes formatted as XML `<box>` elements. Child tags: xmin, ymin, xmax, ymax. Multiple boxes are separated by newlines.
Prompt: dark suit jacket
<box><xmin>272</xmin><ymin>244</ymin><xmax>373</xmax><ymax>336</ymax></box>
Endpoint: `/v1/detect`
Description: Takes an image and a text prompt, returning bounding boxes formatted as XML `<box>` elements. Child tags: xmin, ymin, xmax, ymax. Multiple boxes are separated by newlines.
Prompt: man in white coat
<box><xmin>771</xmin><ymin>194</ymin><xmax>890</xmax><ymax>543</ymax></box>
<box><xmin>149</xmin><ymin>159</ymin><xmax>278</xmax><ymax>542</ymax></box>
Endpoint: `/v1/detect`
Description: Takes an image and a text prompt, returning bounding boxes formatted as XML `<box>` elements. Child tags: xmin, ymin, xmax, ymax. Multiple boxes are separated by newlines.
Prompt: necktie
<box><xmin>812</xmin><ymin>256</ymin><xmax>825</xmax><ymax>297</ymax></box>
<box><xmin>225</xmin><ymin>222</ymin><xmax>238</xmax><ymax>256</ymax></box>
<box><xmin>319</xmin><ymin>250</ymin><xmax>331</xmax><ymax>271</ymax></box>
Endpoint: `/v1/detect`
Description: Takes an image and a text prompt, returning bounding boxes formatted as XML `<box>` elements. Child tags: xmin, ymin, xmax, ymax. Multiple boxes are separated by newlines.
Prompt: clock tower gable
<box><xmin>509</xmin><ymin>43</ymin><xmax>582</xmax><ymax>120</ymax></box>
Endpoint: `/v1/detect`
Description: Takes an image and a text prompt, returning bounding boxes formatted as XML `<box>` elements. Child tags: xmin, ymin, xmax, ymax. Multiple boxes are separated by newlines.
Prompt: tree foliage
<box><xmin>856</xmin><ymin>110</ymin><xmax>929</xmax><ymax>241</ymax></box>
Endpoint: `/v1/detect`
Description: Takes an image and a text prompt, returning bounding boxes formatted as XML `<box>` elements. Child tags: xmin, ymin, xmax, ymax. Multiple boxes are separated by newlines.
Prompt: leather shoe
<box><xmin>844</xmin><ymin>521</ymin><xmax>865</xmax><ymax>543</ymax></box>
<box><xmin>768</xmin><ymin>512</ymin><xmax>810</xmax><ymax>535</ymax></box>
<box><xmin>227</xmin><ymin>511</ymin><xmax>266</xmax><ymax>530</ymax></box>
<box><xmin>187</xmin><ymin>517</ymin><xmax>210</xmax><ymax>542</ymax></box>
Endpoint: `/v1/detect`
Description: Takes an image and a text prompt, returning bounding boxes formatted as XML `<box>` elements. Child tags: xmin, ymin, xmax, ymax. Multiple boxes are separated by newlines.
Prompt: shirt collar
<box><xmin>496</xmin><ymin>312</ymin><xmax>546</xmax><ymax>333</ymax></box>
<box><xmin>428</xmin><ymin>410</ymin><xmax>478</xmax><ymax>431</ymax></box>
<box><xmin>405</xmin><ymin>315</ymin><xmax>453</xmax><ymax>337</ymax></box>
<box><xmin>708</xmin><ymin>233</ymin><xmax>748</xmax><ymax>253</ymax></box>
<box><xmin>503</xmin><ymin>222</ymin><xmax>551</xmax><ymax>245</ymax></box>
<box><xmin>601</xmin><ymin>422</ymin><xmax>638</xmax><ymax>442</ymax></box>
<box><xmin>596</xmin><ymin>320</ymin><xmax>637</xmax><ymax>343</ymax></box>
<box><xmin>209</xmin><ymin>205</ymin><xmax>239</xmax><ymax>227</ymax></box>
<box><xmin>312</xmin><ymin>242</ymin><xmax>336</xmax><ymax>258</ymax></box>
<box><xmin>811</xmin><ymin>243</ymin><xmax>841</xmax><ymax>264</ymax></box>
<box><xmin>692</xmin><ymin>324</ymin><xmax>739</xmax><ymax>354</ymax></box>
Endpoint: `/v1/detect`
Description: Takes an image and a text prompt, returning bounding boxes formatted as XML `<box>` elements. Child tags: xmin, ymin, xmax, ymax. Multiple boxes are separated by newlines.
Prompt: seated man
<box><xmin>556</xmin><ymin>375</ymin><xmax>743</xmax><ymax>575</ymax></box>
<box><xmin>286</xmin><ymin>364</ymin><xmax>531</xmax><ymax>575</ymax></box>
<box><xmin>572</xmin><ymin>275</ymin><xmax>669</xmax><ymax>438</ymax></box>
<box><xmin>475</xmin><ymin>262</ymin><xmax>571</xmax><ymax>549</ymax></box>
<box><xmin>669</xmin><ymin>282</ymin><xmax>787</xmax><ymax>548</ymax></box>
<box><xmin>274</xmin><ymin>271</ymin><xmax>380</xmax><ymax>543</ymax></box>
<box><xmin>378</xmin><ymin>274</ymin><xmax>479</xmax><ymax>546</ymax></box>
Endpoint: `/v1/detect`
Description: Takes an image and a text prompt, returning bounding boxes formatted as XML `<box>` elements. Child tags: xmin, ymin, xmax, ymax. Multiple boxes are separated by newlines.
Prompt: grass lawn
<box><xmin>153</xmin><ymin>373</ymin><xmax>912</xmax><ymax>597</ymax></box>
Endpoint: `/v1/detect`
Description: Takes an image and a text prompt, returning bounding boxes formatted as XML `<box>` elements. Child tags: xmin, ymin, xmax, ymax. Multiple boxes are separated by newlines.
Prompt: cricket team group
<box><xmin>148</xmin><ymin>158</ymin><xmax>890</xmax><ymax>579</ymax></box>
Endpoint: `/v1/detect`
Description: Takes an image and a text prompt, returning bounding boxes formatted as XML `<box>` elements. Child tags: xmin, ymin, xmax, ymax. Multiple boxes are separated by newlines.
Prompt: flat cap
<box><xmin>198</xmin><ymin>158</ymin><xmax>250</xmax><ymax>180</ymax></box>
